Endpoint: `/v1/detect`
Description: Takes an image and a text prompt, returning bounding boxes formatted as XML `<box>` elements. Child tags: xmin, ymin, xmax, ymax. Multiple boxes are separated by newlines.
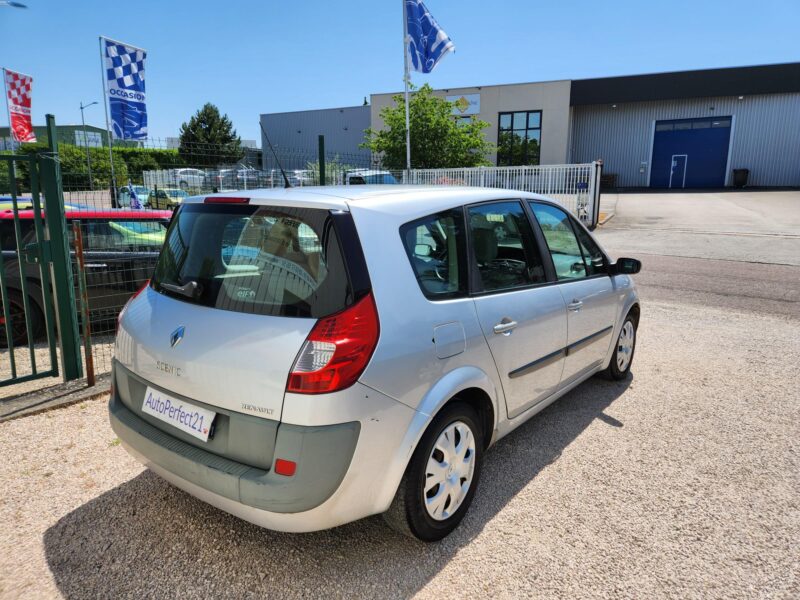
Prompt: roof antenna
<box><xmin>259</xmin><ymin>119</ymin><xmax>292</xmax><ymax>188</ymax></box>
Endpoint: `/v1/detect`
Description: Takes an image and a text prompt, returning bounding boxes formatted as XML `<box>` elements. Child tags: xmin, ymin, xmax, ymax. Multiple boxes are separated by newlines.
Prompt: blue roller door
<box><xmin>650</xmin><ymin>117</ymin><xmax>732</xmax><ymax>188</ymax></box>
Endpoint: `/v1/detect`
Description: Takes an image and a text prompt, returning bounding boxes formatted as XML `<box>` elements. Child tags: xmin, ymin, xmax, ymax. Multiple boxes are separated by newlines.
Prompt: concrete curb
<box><xmin>0</xmin><ymin>373</ymin><xmax>110</xmax><ymax>422</ymax></box>
<box><xmin>598</xmin><ymin>211</ymin><xmax>615</xmax><ymax>226</ymax></box>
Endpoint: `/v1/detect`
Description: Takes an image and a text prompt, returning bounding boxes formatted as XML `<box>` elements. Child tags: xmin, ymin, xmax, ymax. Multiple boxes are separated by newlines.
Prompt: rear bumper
<box><xmin>110</xmin><ymin>393</ymin><xmax>359</xmax><ymax>514</ymax></box>
<box><xmin>109</xmin><ymin>380</ymin><xmax>420</xmax><ymax>532</ymax></box>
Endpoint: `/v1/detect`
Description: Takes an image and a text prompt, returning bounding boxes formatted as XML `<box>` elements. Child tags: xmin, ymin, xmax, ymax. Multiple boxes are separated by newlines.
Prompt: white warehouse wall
<box><xmin>570</xmin><ymin>94</ymin><xmax>800</xmax><ymax>187</ymax></box>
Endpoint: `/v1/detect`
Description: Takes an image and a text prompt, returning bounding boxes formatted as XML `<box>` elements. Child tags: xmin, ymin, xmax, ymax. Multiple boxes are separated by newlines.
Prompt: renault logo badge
<box><xmin>170</xmin><ymin>326</ymin><xmax>185</xmax><ymax>348</ymax></box>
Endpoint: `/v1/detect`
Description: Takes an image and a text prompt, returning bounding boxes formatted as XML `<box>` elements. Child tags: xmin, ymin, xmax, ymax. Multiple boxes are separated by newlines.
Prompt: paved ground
<box><xmin>0</xmin><ymin>192</ymin><xmax>798</xmax><ymax>599</ymax></box>
<box><xmin>598</xmin><ymin>191</ymin><xmax>800</xmax><ymax>266</ymax></box>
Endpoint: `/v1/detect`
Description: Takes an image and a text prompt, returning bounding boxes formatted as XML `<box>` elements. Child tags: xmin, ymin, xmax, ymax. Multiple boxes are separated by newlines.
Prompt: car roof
<box><xmin>188</xmin><ymin>185</ymin><xmax>556</xmax><ymax>216</ymax></box>
<box><xmin>0</xmin><ymin>209</ymin><xmax>172</xmax><ymax>220</ymax></box>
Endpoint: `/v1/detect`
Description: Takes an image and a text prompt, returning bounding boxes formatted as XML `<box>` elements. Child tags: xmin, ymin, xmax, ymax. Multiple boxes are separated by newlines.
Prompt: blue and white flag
<box><xmin>102</xmin><ymin>37</ymin><xmax>147</xmax><ymax>140</ymax></box>
<box><xmin>128</xmin><ymin>181</ymin><xmax>142</xmax><ymax>209</ymax></box>
<box><xmin>405</xmin><ymin>0</ymin><xmax>454</xmax><ymax>74</ymax></box>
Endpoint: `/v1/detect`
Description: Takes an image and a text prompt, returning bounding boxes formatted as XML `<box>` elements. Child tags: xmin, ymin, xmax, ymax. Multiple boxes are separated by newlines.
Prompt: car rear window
<box><xmin>152</xmin><ymin>204</ymin><xmax>353</xmax><ymax>318</ymax></box>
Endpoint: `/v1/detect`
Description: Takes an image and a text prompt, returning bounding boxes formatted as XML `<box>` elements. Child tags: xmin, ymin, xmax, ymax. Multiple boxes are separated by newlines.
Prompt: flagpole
<box><xmin>402</xmin><ymin>0</ymin><xmax>411</xmax><ymax>178</ymax></box>
<box><xmin>98</xmin><ymin>36</ymin><xmax>117</xmax><ymax>205</ymax></box>
<box><xmin>2</xmin><ymin>68</ymin><xmax>17</xmax><ymax>153</ymax></box>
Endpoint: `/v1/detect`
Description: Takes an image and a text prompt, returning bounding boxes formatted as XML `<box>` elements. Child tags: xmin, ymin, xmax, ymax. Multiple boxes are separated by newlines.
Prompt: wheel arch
<box><xmin>376</xmin><ymin>367</ymin><xmax>500</xmax><ymax>516</ymax></box>
<box><xmin>415</xmin><ymin>366</ymin><xmax>499</xmax><ymax>448</ymax></box>
<box><xmin>628</xmin><ymin>302</ymin><xmax>641</xmax><ymax>326</ymax></box>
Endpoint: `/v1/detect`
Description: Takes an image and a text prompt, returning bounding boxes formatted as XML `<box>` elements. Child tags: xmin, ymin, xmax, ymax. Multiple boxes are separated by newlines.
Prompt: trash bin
<box><xmin>733</xmin><ymin>168</ymin><xmax>749</xmax><ymax>188</ymax></box>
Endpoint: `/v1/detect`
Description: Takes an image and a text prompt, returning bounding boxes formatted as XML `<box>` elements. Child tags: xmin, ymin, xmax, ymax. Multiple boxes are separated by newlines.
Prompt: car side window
<box><xmin>84</xmin><ymin>221</ymin><xmax>123</xmax><ymax>250</ymax></box>
<box><xmin>529</xmin><ymin>203</ymin><xmax>587</xmax><ymax>281</ymax></box>
<box><xmin>400</xmin><ymin>208</ymin><xmax>467</xmax><ymax>299</ymax></box>
<box><xmin>571</xmin><ymin>218</ymin><xmax>605</xmax><ymax>276</ymax></box>
<box><xmin>467</xmin><ymin>201</ymin><xmax>547</xmax><ymax>293</ymax></box>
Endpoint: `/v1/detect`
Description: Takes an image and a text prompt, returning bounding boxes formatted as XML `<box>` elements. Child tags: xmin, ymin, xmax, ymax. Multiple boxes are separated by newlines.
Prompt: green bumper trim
<box><xmin>109</xmin><ymin>394</ymin><xmax>360</xmax><ymax>514</ymax></box>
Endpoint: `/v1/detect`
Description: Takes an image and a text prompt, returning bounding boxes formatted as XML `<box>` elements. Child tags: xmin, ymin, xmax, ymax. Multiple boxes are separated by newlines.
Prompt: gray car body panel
<box><xmin>109</xmin><ymin>387</ymin><xmax>360</xmax><ymax>514</ymax></box>
<box><xmin>111</xmin><ymin>186</ymin><xmax>639</xmax><ymax>532</ymax></box>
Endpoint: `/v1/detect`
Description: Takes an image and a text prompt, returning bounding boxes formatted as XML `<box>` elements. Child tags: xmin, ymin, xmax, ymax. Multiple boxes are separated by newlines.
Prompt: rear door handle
<box><xmin>567</xmin><ymin>299</ymin><xmax>583</xmax><ymax>311</ymax></box>
<box><xmin>493</xmin><ymin>319</ymin><xmax>518</xmax><ymax>335</ymax></box>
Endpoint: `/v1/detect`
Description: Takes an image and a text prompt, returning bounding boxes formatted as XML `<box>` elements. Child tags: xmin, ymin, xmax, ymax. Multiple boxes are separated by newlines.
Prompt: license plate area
<box><xmin>141</xmin><ymin>386</ymin><xmax>217</xmax><ymax>442</ymax></box>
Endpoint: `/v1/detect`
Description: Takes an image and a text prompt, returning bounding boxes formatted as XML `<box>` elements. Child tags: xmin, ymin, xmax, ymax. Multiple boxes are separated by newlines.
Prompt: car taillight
<box><xmin>117</xmin><ymin>280</ymin><xmax>150</xmax><ymax>333</ymax></box>
<box><xmin>287</xmin><ymin>293</ymin><xmax>379</xmax><ymax>394</ymax></box>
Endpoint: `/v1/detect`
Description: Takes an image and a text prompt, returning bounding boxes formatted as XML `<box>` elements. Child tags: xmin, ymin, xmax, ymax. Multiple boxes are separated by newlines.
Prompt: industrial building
<box><xmin>261</xmin><ymin>62</ymin><xmax>800</xmax><ymax>188</ymax></box>
<box><xmin>260</xmin><ymin>104</ymin><xmax>371</xmax><ymax>170</ymax></box>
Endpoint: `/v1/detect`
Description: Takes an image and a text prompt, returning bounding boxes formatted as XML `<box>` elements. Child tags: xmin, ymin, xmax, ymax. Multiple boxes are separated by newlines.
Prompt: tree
<box><xmin>178</xmin><ymin>103</ymin><xmax>243</xmax><ymax>167</ymax></box>
<box><xmin>11</xmin><ymin>142</ymin><xmax>128</xmax><ymax>191</ymax></box>
<box><xmin>361</xmin><ymin>84</ymin><xmax>494</xmax><ymax>169</ymax></box>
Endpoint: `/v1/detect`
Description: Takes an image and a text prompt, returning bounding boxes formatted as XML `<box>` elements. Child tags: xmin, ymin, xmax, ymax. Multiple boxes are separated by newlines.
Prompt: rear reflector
<box><xmin>274</xmin><ymin>459</ymin><xmax>297</xmax><ymax>476</ymax></box>
<box><xmin>287</xmin><ymin>293</ymin><xmax>379</xmax><ymax>394</ymax></box>
<box><xmin>204</xmin><ymin>197</ymin><xmax>249</xmax><ymax>204</ymax></box>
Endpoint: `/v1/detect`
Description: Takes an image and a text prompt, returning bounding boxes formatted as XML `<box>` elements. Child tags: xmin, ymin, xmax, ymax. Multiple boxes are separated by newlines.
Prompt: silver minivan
<box><xmin>110</xmin><ymin>186</ymin><xmax>640</xmax><ymax>541</ymax></box>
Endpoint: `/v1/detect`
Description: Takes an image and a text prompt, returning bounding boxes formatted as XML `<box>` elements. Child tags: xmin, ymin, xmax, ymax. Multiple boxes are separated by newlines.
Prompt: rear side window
<box><xmin>400</xmin><ymin>208</ymin><xmax>467</xmax><ymax>299</ymax></box>
<box><xmin>152</xmin><ymin>204</ymin><xmax>353</xmax><ymax>318</ymax></box>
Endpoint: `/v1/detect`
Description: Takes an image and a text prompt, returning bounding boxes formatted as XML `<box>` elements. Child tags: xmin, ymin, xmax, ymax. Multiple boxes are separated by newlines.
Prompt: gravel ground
<box><xmin>1</xmin><ymin>338</ymin><xmax>114</xmax><ymax>399</ymax></box>
<box><xmin>1</xmin><ymin>299</ymin><xmax>798</xmax><ymax>599</ymax></box>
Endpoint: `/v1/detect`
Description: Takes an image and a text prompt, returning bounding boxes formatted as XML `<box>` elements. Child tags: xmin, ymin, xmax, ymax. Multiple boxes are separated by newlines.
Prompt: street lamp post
<box><xmin>79</xmin><ymin>101</ymin><xmax>98</xmax><ymax>190</ymax></box>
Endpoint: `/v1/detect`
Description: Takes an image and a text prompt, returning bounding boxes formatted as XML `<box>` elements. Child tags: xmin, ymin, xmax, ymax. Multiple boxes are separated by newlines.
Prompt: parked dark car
<box><xmin>0</xmin><ymin>208</ymin><xmax>171</xmax><ymax>345</ymax></box>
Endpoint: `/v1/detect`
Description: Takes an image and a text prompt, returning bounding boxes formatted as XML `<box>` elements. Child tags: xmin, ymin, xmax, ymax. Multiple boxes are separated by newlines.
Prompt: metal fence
<box><xmin>1</xmin><ymin>128</ymin><xmax>601</xmax><ymax>394</ymax></box>
<box><xmin>404</xmin><ymin>163</ymin><xmax>603</xmax><ymax>226</ymax></box>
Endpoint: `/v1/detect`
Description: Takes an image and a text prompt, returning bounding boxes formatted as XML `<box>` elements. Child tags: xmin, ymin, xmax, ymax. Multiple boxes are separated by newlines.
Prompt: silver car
<box><xmin>110</xmin><ymin>186</ymin><xmax>641</xmax><ymax>541</ymax></box>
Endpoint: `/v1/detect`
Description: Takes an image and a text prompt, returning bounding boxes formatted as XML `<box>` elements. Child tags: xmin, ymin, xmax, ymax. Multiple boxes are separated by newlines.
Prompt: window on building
<box><xmin>497</xmin><ymin>111</ymin><xmax>542</xmax><ymax>166</ymax></box>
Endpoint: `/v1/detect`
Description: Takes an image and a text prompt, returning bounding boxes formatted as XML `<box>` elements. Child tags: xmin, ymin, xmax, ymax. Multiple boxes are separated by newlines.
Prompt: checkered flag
<box><xmin>3</xmin><ymin>68</ymin><xmax>36</xmax><ymax>143</ymax></box>
<box><xmin>105</xmin><ymin>41</ymin><xmax>146</xmax><ymax>93</ymax></box>
<box><xmin>101</xmin><ymin>37</ymin><xmax>148</xmax><ymax>140</ymax></box>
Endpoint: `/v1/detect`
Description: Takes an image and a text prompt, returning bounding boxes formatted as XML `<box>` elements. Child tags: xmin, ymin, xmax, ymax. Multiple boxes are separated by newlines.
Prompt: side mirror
<box><xmin>611</xmin><ymin>257</ymin><xmax>641</xmax><ymax>275</ymax></box>
<box><xmin>415</xmin><ymin>244</ymin><xmax>433</xmax><ymax>257</ymax></box>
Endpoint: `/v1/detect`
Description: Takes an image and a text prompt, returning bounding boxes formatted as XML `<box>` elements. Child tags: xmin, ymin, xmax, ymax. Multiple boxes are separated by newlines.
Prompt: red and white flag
<box><xmin>3</xmin><ymin>68</ymin><xmax>37</xmax><ymax>143</ymax></box>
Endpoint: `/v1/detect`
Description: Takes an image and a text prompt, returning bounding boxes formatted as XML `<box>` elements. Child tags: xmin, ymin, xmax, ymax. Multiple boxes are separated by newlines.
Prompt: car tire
<box><xmin>384</xmin><ymin>401</ymin><xmax>484</xmax><ymax>542</ymax></box>
<box><xmin>0</xmin><ymin>289</ymin><xmax>44</xmax><ymax>347</ymax></box>
<box><xmin>602</xmin><ymin>313</ymin><xmax>637</xmax><ymax>380</ymax></box>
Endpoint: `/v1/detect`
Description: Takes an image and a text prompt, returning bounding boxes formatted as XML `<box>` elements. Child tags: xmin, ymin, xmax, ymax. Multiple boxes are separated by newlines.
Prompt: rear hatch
<box><xmin>114</xmin><ymin>200</ymin><xmax>360</xmax><ymax>462</ymax></box>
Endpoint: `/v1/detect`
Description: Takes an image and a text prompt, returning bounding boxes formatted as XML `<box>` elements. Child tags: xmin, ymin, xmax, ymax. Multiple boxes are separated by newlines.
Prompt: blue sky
<box><xmin>1</xmin><ymin>0</ymin><xmax>798</xmax><ymax>142</ymax></box>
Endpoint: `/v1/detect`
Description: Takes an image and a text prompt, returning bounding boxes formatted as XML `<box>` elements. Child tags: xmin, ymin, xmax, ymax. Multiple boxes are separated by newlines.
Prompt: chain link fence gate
<box><xmin>1</xmin><ymin>115</ymin><xmax>83</xmax><ymax>391</ymax></box>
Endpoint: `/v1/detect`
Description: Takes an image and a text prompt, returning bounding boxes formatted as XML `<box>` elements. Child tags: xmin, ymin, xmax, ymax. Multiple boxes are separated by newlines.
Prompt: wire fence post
<box><xmin>318</xmin><ymin>135</ymin><xmax>326</xmax><ymax>186</ymax></box>
<box><xmin>71</xmin><ymin>221</ymin><xmax>95</xmax><ymax>386</ymax></box>
<box><xmin>42</xmin><ymin>114</ymin><xmax>83</xmax><ymax>382</ymax></box>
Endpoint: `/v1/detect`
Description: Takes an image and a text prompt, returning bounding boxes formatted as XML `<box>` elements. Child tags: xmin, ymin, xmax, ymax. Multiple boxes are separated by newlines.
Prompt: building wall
<box><xmin>570</xmin><ymin>93</ymin><xmax>800</xmax><ymax>187</ymax></box>
<box><xmin>259</xmin><ymin>106</ymin><xmax>371</xmax><ymax>170</ymax></box>
<box><xmin>0</xmin><ymin>124</ymin><xmax>110</xmax><ymax>150</ymax></box>
<box><xmin>370</xmin><ymin>80</ymin><xmax>572</xmax><ymax>166</ymax></box>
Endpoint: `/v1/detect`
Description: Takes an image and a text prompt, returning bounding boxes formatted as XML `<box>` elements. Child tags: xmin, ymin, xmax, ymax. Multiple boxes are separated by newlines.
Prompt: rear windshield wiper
<box><xmin>159</xmin><ymin>280</ymin><xmax>201</xmax><ymax>299</ymax></box>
